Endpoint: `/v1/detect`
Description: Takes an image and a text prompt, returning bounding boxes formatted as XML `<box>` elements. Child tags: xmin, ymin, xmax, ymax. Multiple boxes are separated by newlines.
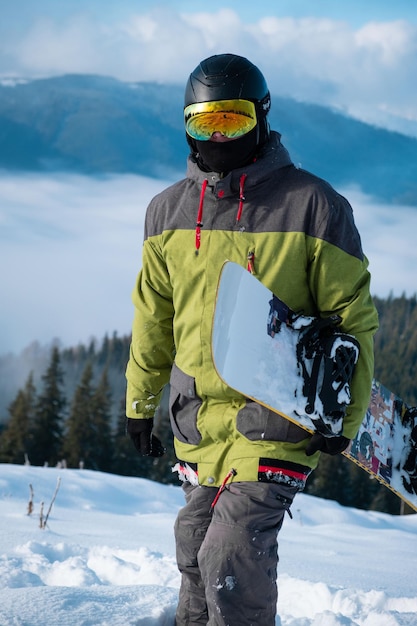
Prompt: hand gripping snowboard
<box><xmin>212</xmin><ymin>261</ymin><xmax>417</xmax><ymax>511</ymax></box>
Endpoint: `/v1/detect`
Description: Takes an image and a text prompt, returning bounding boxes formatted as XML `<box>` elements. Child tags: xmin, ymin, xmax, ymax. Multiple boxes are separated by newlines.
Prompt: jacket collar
<box><xmin>185</xmin><ymin>131</ymin><xmax>293</xmax><ymax>197</ymax></box>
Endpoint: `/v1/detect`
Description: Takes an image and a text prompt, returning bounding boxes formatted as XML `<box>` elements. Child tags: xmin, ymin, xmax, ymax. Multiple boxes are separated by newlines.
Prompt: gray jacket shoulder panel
<box><xmin>144</xmin><ymin>134</ymin><xmax>363</xmax><ymax>261</ymax></box>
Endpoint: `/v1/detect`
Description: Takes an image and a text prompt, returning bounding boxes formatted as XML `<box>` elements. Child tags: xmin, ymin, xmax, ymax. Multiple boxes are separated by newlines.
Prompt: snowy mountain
<box><xmin>2</xmin><ymin>74</ymin><xmax>417</xmax><ymax>205</ymax></box>
<box><xmin>0</xmin><ymin>464</ymin><xmax>416</xmax><ymax>625</ymax></box>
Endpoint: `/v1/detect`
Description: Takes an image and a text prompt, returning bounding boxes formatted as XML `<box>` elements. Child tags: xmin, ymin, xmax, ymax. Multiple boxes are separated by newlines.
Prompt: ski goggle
<box><xmin>184</xmin><ymin>99</ymin><xmax>257</xmax><ymax>141</ymax></box>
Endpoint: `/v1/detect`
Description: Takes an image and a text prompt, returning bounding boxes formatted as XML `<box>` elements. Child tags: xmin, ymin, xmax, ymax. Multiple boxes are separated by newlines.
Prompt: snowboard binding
<box><xmin>267</xmin><ymin>295</ymin><xmax>291</xmax><ymax>337</ymax></box>
<box><xmin>295</xmin><ymin>315</ymin><xmax>360</xmax><ymax>436</ymax></box>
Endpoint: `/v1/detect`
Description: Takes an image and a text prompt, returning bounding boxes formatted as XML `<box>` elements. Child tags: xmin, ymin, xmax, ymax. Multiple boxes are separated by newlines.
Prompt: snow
<box><xmin>0</xmin><ymin>465</ymin><xmax>416</xmax><ymax>626</ymax></box>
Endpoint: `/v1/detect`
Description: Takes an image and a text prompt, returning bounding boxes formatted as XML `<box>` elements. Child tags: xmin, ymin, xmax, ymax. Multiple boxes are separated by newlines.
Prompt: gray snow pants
<box><xmin>174</xmin><ymin>480</ymin><xmax>298</xmax><ymax>626</ymax></box>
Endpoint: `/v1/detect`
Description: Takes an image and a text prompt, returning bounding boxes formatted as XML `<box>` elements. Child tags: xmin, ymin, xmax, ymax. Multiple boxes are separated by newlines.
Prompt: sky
<box><xmin>0</xmin><ymin>463</ymin><xmax>416</xmax><ymax>625</ymax></box>
<box><xmin>1</xmin><ymin>1</ymin><xmax>417</xmax><ymax>134</ymax></box>
<box><xmin>1</xmin><ymin>173</ymin><xmax>417</xmax><ymax>356</ymax></box>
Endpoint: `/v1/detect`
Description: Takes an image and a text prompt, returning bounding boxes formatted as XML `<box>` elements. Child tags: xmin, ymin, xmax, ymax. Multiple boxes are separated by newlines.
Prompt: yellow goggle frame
<box><xmin>184</xmin><ymin>99</ymin><xmax>257</xmax><ymax>141</ymax></box>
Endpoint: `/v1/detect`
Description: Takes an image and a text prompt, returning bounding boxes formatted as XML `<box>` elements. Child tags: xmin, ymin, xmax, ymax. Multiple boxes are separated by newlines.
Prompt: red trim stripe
<box><xmin>258</xmin><ymin>465</ymin><xmax>309</xmax><ymax>481</ymax></box>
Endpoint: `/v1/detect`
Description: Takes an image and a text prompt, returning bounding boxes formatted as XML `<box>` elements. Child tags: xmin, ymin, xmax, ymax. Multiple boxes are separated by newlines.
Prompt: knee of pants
<box><xmin>174</xmin><ymin>516</ymin><xmax>209</xmax><ymax>569</ymax></box>
<box><xmin>198</xmin><ymin>515</ymin><xmax>279</xmax><ymax>568</ymax></box>
<box><xmin>174</xmin><ymin>484</ymin><xmax>215</xmax><ymax>568</ymax></box>
<box><xmin>197</xmin><ymin>522</ymin><xmax>278</xmax><ymax>625</ymax></box>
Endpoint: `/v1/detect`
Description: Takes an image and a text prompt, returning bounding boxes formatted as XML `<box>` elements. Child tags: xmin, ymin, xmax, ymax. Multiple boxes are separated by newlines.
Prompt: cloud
<box><xmin>0</xmin><ymin>172</ymin><xmax>416</xmax><ymax>356</ymax></box>
<box><xmin>2</xmin><ymin>7</ymin><xmax>417</xmax><ymax>133</ymax></box>
<box><xmin>343</xmin><ymin>186</ymin><xmax>417</xmax><ymax>297</ymax></box>
<box><xmin>0</xmin><ymin>172</ymin><xmax>167</xmax><ymax>355</ymax></box>
<box><xmin>13</xmin><ymin>16</ymin><xmax>103</xmax><ymax>76</ymax></box>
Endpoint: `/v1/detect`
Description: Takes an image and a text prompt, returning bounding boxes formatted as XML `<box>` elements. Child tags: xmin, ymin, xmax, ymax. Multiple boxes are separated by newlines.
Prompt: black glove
<box><xmin>305</xmin><ymin>432</ymin><xmax>350</xmax><ymax>457</ymax></box>
<box><xmin>126</xmin><ymin>418</ymin><xmax>166</xmax><ymax>457</ymax></box>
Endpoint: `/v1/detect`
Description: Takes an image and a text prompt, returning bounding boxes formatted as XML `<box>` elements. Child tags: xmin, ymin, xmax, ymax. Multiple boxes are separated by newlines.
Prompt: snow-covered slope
<box><xmin>0</xmin><ymin>464</ymin><xmax>416</xmax><ymax>625</ymax></box>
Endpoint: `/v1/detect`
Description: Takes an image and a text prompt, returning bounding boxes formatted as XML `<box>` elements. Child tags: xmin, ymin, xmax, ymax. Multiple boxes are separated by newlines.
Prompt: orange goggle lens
<box><xmin>184</xmin><ymin>99</ymin><xmax>257</xmax><ymax>141</ymax></box>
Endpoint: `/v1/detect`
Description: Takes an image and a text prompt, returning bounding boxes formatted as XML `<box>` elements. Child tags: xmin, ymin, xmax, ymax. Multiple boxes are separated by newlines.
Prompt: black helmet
<box><xmin>185</xmin><ymin>53</ymin><xmax>271</xmax><ymax>111</ymax></box>
<box><xmin>184</xmin><ymin>53</ymin><xmax>271</xmax><ymax>171</ymax></box>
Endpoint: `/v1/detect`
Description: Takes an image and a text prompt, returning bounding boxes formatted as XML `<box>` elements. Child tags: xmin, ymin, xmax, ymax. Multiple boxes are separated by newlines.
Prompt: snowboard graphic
<box><xmin>212</xmin><ymin>261</ymin><xmax>417</xmax><ymax>511</ymax></box>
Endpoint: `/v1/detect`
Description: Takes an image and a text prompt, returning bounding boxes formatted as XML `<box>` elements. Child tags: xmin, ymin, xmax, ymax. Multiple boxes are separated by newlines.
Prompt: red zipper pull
<box><xmin>195</xmin><ymin>179</ymin><xmax>208</xmax><ymax>253</ymax></box>
<box><xmin>247</xmin><ymin>251</ymin><xmax>256</xmax><ymax>274</ymax></box>
<box><xmin>209</xmin><ymin>468</ymin><xmax>237</xmax><ymax>513</ymax></box>
<box><xmin>236</xmin><ymin>173</ymin><xmax>247</xmax><ymax>222</ymax></box>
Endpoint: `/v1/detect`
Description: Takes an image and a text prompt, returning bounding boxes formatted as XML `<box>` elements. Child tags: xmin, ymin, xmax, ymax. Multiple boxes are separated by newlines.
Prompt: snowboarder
<box><xmin>125</xmin><ymin>53</ymin><xmax>379</xmax><ymax>625</ymax></box>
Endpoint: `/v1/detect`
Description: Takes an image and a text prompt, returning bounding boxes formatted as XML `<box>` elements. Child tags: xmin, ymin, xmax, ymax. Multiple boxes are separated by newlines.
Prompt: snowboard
<box><xmin>211</xmin><ymin>261</ymin><xmax>417</xmax><ymax>512</ymax></box>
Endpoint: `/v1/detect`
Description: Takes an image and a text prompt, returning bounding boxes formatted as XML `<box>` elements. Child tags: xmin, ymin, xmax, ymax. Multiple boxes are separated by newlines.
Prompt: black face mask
<box><xmin>195</xmin><ymin>127</ymin><xmax>259</xmax><ymax>173</ymax></box>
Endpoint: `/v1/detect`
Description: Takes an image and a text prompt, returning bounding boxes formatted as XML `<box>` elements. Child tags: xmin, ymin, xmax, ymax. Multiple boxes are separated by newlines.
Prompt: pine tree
<box><xmin>343</xmin><ymin>461</ymin><xmax>373</xmax><ymax>509</ymax></box>
<box><xmin>97</xmin><ymin>334</ymin><xmax>110</xmax><ymax>367</ymax></box>
<box><xmin>150</xmin><ymin>385</ymin><xmax>178</xmax><ymax>485</ymax></box>
<box><xmin>111</xmin><ymin>396</ymin><xmax>168</xmax><ymax>480</ymax></box>
<box><xmin>0</xmin><ymin>373</ymin><xmax>36</xmax><ymax>464</ymax></box>
<box><xmin>112</xmin><ymin>397</ymin><xmax>138</xmax><ymax>476</ymax></box>
<box><xmin>305</xmin><ymin>454</ymin><xmax>347</xmax><ymax>503</ymax></box>
<box><xmin>370</xmin><ymin>483</ymin><xmax>401</xmax><ymax>514</ymax></box>
<box><xmin>30</xmin><ymin>347</ymin><xmax>66</xmax><ymax>466</ymax></box>
<box><xmin>90</xmin><ymin>368</ymin><xmax>113</xmax><ymax>471</ymax></box>
<box><xmin>63</xmin><ymin>362</ymin><xmax>96</xmax><ymax>469</ymax></box>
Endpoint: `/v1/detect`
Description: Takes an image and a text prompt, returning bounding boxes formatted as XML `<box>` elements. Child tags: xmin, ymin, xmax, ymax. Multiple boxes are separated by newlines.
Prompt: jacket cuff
<box><xmin>126</xmin><ymin>390</ymin><xmax>161</xmax><ymax>419</ymax></box>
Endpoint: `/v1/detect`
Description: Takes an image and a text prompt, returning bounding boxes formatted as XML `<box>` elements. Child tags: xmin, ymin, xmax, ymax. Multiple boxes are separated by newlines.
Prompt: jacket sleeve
<box><xmin>307</xmin><ymin>194</ymin><xmax>379</xmax><ymax>439</ymax></box>
<box><xmin>125</xmin><ymin>235</ymin><xmax>175</xmax><ymax>419</ymax></box>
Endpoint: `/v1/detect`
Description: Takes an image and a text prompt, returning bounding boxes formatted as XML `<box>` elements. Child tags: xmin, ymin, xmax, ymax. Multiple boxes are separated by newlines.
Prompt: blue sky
<box><xmin>163</xmin><ymin>0</ymin><xmax>417</xmax><ymax>25</ymax></box>
<box><xmin>2</xmin><ymin>1</ymin><xmax>417</xmax><ymax>133</ymax></box>
<box><xmin>4</xmin><ymin>0</ymin><xmax>417</xmax><ymax>26</ymax></box>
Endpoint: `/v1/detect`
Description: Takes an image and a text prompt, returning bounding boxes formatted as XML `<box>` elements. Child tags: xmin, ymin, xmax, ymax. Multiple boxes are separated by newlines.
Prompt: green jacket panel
<box><xmin>126</xmin><ymin>132</ymin><xmax>379</xmax><ymax>487</ymax></box>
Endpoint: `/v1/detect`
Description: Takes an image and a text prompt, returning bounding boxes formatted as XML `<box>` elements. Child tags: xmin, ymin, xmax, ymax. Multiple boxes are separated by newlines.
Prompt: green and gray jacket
<box><xmin>126</xmin><ymin>131</ymin><xmax>379</xmax><ymax>488</ymax></box>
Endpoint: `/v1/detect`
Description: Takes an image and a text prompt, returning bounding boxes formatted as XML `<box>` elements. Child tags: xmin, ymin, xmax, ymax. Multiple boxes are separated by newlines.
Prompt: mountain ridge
<box><xmin>1</xmin><ymin>73</ymin><xmax>417</xmax><ymax>205</ymax></box>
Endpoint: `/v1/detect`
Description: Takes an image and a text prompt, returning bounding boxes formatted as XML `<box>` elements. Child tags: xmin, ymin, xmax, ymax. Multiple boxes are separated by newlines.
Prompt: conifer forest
<box><xmin>1</xmin><ymin>293</ymin><xmax>416</xmax><ymax>515</ymax></box>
